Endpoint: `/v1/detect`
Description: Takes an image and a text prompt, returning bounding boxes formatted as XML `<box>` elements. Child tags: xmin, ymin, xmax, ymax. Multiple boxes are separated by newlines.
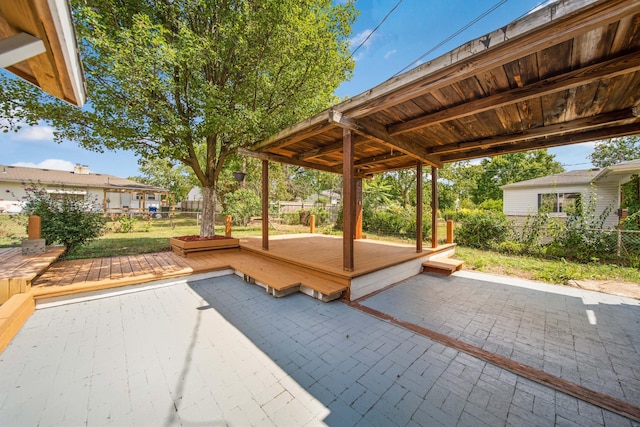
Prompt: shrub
<box><xmin>222</xmin><ymin>189</ymin><xmax>261</xmax><ymax>226</ymax></box>
<box><xmin>363</xmin><ymin>205</ymin><xmax>431</xmax><ymax>240</ymax></box>
<box><xmin>117</xmin><ymin>215</ymin><xmax>138</xmax><ymax>233</ymax></box>
<box><xmin>21</xmin><ymin>185</ymin><xmax>107</xmax><ymax>256</ymax></box>
<box><xmin>547</xmin><ymin>203</ymin><xmax>615</xmax><ymax>263</ymax></box>
<box><xmin>456</xmin><ymin>209</ymin><xmax>509</xmax><ymax>249</ymax></box>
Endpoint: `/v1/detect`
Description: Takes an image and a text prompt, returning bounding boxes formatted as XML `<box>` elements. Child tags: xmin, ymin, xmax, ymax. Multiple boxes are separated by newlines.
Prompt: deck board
<box><xmin>27</xmin><ymin>236</ymin><xmax>455</xmax><ymax>302</ymax></box>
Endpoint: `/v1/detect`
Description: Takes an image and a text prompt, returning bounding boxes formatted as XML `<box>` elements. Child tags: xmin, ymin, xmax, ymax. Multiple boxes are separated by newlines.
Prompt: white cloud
<box><xmin>12</xmin><ymin>124</ymin><xmax>55</xmax><ymax>141</ymax></box>
<box><xmin>384</xmin><ymin>49</ymin><xmax>397</xmax><ymax>60</ymax></box>
<box><xmin>12</xmin><ymin>159</ymin><xmax>76</xmax><ymax>171</ymax></box>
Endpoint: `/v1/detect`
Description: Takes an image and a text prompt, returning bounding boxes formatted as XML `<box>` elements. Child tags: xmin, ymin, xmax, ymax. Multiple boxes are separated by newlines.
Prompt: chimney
<box><xmin>74</xmin><ymin>164</ymin><xmax>90</xmax><ymax>174</ymax></box>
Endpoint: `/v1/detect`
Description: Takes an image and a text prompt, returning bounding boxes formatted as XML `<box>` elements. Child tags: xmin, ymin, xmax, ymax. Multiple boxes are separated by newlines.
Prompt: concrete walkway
<box><xmin>0</xmin><ymin>272</ymin><xmax>638</xmax><ymax>426</ymax></box>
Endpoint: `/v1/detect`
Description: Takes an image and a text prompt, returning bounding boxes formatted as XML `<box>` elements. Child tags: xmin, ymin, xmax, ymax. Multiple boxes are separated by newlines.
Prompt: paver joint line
<box><xmin>347</xmin><ymin>300</ymin><xmax>640</xmax><ymax>423</ymax></box>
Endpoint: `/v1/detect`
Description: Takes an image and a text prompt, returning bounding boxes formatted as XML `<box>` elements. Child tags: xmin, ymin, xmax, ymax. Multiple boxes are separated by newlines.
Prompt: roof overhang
<box><xmin>0</xmin><ymin>0</ymin><xmax>86</xmax><ymax>107</ymax></box>
<box><xmin>248</xmin><ymin>0</ymin><xmax>640</xmax><ymax>176</ymax></box>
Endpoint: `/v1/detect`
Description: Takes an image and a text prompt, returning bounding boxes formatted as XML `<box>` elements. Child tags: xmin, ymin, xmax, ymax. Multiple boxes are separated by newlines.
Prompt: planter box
<box><xmin>170</xmin><ymin>236</ymin><xmax>239</xmax><ymax>257</ymax></box>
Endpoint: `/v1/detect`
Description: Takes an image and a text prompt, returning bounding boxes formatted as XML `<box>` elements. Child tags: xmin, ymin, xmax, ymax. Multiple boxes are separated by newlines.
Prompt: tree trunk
<box><xmin>200</xmin><ymin>185</ymin><xmax>217</xmax><ymax>236</ymax></box>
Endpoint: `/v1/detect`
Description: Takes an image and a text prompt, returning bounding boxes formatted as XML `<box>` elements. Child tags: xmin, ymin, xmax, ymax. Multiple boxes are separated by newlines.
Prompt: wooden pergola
<box><xmin>243</xmin><ymin>0</ymin><xmax>640</xmax><ymax>271</ymax></box>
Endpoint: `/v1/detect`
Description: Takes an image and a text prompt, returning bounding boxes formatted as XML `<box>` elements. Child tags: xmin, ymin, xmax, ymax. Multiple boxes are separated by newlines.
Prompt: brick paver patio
<box><xmin>0</xmin><ymin>272</ymin><xmax>637</xmax><ymax>426</ymax></box>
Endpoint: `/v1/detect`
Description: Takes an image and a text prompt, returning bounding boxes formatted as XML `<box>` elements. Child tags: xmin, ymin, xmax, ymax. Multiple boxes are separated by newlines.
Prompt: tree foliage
<box><xmin>471</xmin><ymin>150</ymin><xmax>564</xmax><ymax>204</ymax></box>
<box><xmin>1</xmin><ymin>0</ymin><xmax>356</xmax><ymax>236</ymax></box>
<box><xmin>589</xmin><ymin>135</ymin><xmax>640</xmax><ymax>167</ymax></box>
<box><xmin>129</xmin><ymin>159</ymin><xmax>193</xmax><ymax>202</ymax></box>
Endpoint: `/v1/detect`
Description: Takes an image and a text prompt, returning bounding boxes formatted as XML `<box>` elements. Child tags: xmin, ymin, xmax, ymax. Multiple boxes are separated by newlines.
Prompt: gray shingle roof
<box><xmin>0</xmin><ymin>165</ymin><xmax>166</xmax><ymax>192</ymax></box>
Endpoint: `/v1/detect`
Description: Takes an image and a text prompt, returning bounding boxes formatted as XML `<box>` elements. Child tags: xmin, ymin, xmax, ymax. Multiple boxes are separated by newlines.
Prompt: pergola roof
<box><xmin>0</xmin><ymin>0</ymin><xmax>86</xmax><ymax>107</ymax></box>
<box><xmin>249</xmin><ymin>0</ymin><xmax>640</xmax><ymax>177</ymax></box>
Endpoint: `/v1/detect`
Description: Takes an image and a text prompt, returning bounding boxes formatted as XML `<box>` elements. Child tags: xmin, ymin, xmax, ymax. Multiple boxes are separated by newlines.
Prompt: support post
<box><xmin>262</xmin><ymin>160</ymin><xmax>269</xmax><ymax>250</ymax></box>
<box><xmin>446</xmin><ymin>220</ymin><xmax>454</xmax><ymax>244</ymax></box>
<box><xmin>225</xmin><ymin>214</ymin><xmax>232</xmax><ymax>237</ymax></box>
<box><xmin>416</xmin><ymin>162</ymin><xmax>423</xmax><ymax>253</ymax></box>
<box><xmin>310</xmin><ymin>215</ymin><xmax>316</xmax><ymax>234</ymax></box>
<box><xmin>355</xmin><ymin>178</ymin><xmax>363</xmax><ymax>239</ymax></box>
<box><xmin>431</xmin><ymin>166</ymin><xmax>438</xmax><ymax>249</ymax></box>
<box><xmin>342</xmin><ymin>129</ymin><xmax>355</xmax><ymax>271</ymax></box>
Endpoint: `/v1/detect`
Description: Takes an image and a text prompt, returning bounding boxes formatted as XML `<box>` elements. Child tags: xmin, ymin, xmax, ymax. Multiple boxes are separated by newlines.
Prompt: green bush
<box><xmin>118</xmin><ymin>215</ymin><xmax>138</xmax><ymax>233</ymax></box>
<box><xmin>22</xmin><ymin>185</ymin><xmax>107</xmax><ymax>256</ymax></box>
<box><xmin>363</xmin><ymin>205</ymin><xmax>431</xmax><ymax>240</ymax></box>
<box><xmin>456</xmin><ymin>209</ymin><xmax>509</xmax><ymax>249</ymax></box>
<box><xmin>222</xmin><ymin>189</ymin><xmax>261</xmax><ymax>226</ymax></box>
<box><xmin>478</xmin><ymin>199</ymin><xmax>503</xmax><ymax>211</ymax></box>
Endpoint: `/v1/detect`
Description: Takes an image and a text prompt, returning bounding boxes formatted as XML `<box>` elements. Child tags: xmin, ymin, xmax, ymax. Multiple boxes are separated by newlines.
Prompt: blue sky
<box><xmin>1</xmin><ymin>0</ymin><xmax>594</xmax><ymax>177</ymax></box>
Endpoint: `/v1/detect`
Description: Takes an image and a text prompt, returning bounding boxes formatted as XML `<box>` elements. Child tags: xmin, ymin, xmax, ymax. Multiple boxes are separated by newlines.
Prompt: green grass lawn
<box><xmin>2</xmin><ymin>214</ymin><xmax>639</xmax><ymax>286</ymax></box>
<box><xmin>455</xmin><ymin>246</ymin><xmax>640</xmax><ymax>285</ymax></box>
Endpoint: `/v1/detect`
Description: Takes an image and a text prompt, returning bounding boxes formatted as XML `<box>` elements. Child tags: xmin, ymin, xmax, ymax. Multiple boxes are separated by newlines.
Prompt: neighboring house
<box><xmin>0</xmin><ymin>164</ymin><xmax>169</xmax><ymax>215</ymax></box>
<box><xmin>501</xmin><ymin>159</ymin><xmax>640</xmax><ymax>229</ymax></box>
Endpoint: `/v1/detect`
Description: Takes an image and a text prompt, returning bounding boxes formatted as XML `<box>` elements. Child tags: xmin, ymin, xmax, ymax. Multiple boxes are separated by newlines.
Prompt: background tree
<box><xmin>129</xmin><ymin>159</ymin><xmax>193</xmax><ymax>202</ymax></box>
<box><xmin>1</xmin><ymin>0</ymin><xmax>356</xmax><ymax>236</ymax></box>
<box><xmin>471</xmin><ymin>150</ymin><xmax>564</xmax><ymax>204</ymax></box>
<box><xmin>590</xmin><ymin>135</ymin><xmax>640</xmax><ymax>216</ymax></box>
<box><xmin>589</xmin><ymin>135</ymin><xmax>640</xmax><ymax>167</ymax></box>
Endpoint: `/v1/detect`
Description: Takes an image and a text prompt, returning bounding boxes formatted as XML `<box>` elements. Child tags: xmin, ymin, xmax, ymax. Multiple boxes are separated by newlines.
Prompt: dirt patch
<box><xmin>565</xmin><ymin>279</ymin><xmax>640</xmax><ymax>300</ymax></box>
<box><xmin>463</xmin><ymin>265</ymin><xmax>640</xmax><ymax>300</ymax></box>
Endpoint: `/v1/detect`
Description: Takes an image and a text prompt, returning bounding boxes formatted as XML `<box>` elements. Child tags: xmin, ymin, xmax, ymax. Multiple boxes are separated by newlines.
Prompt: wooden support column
<box><xmin>355</xmin><ymin>178</ymin><xmax>363</xmax><ymax>239</ymax></box>
<box><xmin>431</xmin><ymin>166</ymin><xmax>438</xmax><ymax>248</ymax></box>
<box><xmin>342</xmin><ymin>129</ymin><xmax>355</xmax><ymax>271</ymax></box>
<box><xmin>262</xmin><ymin>159</ymin><xmax>269</xmax><ymax>250</ymax></box>
<box><xmin>416</xmin><ymin>162</ymin><xmax>423</xmax><ymax>253</ymax></box>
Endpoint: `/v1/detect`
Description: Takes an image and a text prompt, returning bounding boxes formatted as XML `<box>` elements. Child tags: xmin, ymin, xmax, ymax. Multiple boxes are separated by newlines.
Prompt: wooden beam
<box><xmin>238</xmin><ymin>148</ymin><xmax>339</xmax><ymax>175</ymax></box>
<box><xmin>440</xmin><ymin>122</ymin><xmax>640</xmax><ymax>162</ymax></box>
<box><xmin>294</xmin><ymin>133</ymin><xmax>368</xmax><ymax>161</ymax></box>
<box><xmin>354</xmin><ymin>151</ymin><xmax>406</xmax><ymax>167</ymax></box>
<box><xmin>340</xmin><ymin>0</ymin><xmax>640</xmax><ymax>119</ymax></box>
<box><xmin>430</xmin><ymin>108</ymin><xmax>639</xmax><ymax>156</ymax></box>
<box><xmin>416</xmin><ymin>162</ymin><xmax>423</xmax><ymax>253</ymax></box>
<box><xmin>343</xmin><ymin>129</ymin><xmax>355</xmax><ymax>271</ymax></box>
<box><xmin>250</xmin><ymin>113</ymin><xmax>332</xmax><ymax>151</ymax></box>
<box><xmin>262</xmin><ymin>160</ymin><xmax>269</xmax><ymax>250</ymax></box>
<box><xmin>388</xmin><ymin>52</ymin><xmax>640</xmax><ymax>136</ymax></box>
<box><xmin>431</xmin><ymin>166</ymin><xmax>438</xmax><ymax>249</ymax></box>
<box><xmin>329</xmin><ymin>111</ymin><xmax>443</xmax><ymax>168</ymax></box>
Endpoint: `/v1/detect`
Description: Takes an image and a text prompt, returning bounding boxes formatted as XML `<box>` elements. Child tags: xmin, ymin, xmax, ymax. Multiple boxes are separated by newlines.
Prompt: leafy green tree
<box><xmin>1</xmin><ymin>0</ymin><xmax>356</xmax><ymax>236</ymax></box>
<box><xmin>471</xmin><ymin>150</ymin><xmax>564</xmax><ymax>204</ymax></box>
<box><xmin>589</xmin><ymin>136</ymin><xmax>640</xmax><ymax>215</ymax></box>
<box><xmin>129</xmin><ymin>159</ymin><xmax>193</xmax><ymax>202</ymax></box>
<box><xmin>589</xmin><ymin>135</ymin><xmax>640</xmax><ymax>167</ymax></box>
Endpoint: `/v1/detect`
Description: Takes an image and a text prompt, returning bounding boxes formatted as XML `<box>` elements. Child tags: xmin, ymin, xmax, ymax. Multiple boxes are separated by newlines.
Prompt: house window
<box><xmin>537</xmin><ymin>193</ymin><xmax>580</xmax><ymax>213</ymax></box>
<box><xmin>147</xmin><ymin>195</ymin><xmax>156</xmax><ymax>201</ymax></box>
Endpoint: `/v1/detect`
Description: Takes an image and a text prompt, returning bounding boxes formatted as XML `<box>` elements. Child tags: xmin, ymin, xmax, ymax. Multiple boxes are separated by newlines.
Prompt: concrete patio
<box><xmin>0</xmin><ymin>270</ymin><xmax>638</xmax><ymax>426</ymax></box>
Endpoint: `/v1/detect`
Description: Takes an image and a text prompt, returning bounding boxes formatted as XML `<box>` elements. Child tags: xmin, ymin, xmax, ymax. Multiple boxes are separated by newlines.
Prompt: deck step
<box><xmin>227</xmin><ymin>253</ymin><xmax>347</xmax><ymax>301</ymax></box>
<box><xmin>422</xmin><ymin>257</ymin><xmax>464</xmax><ymax>275</ymax></box>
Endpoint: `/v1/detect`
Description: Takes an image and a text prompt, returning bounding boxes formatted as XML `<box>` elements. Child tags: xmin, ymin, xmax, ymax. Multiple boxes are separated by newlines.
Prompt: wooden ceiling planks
<box><xmin>247</xmin><ymin>0</ymin><xmax>640</xmax><ymax>175</ymax></box>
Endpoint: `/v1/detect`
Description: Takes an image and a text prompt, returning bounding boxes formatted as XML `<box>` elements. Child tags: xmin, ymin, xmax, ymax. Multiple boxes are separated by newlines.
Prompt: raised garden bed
<box><xmin>170</xmin><ymin>235</ymin><xmax>239</xmax><ymax>257</ymax></box>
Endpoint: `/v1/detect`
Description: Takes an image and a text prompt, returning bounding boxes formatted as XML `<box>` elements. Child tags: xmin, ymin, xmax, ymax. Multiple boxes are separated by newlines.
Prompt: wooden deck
<box><xmin>0</xmin><ymin>247</ymin><xmax>65</xmax><ymax>304</ymax></box>
<box><xmin>18</xmin><ymin>235</ymin><xmax>457</xmax><ymax>303</ymax></box>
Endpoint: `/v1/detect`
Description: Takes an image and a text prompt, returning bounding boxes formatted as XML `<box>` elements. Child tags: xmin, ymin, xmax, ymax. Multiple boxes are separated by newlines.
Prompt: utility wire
<box><xmin>392</xmin><ymin>0</ymin><xmax>509</xmax><ymax>77</ymax></box>
<box><xmin>350</xmin><ymin>0</ymin><xmax>404</xmax><ymax>58</ymax></box>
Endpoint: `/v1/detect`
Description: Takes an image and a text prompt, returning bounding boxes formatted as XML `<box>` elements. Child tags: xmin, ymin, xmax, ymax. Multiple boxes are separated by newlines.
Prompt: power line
<box><xmin>392</xmin><ymin>0</ymin><xmax>509</xmax><ymax>77</ymax></box>
<box><xmin>350</xmin><ymin>0</ymin><xmax>404</xmax><ymax>58</ymax></box>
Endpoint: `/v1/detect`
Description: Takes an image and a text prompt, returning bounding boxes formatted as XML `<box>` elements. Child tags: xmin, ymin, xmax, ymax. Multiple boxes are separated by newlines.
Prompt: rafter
<box><xmin>238</xmin><ymin>148</ymin><xmax>366</xmax><ymax>177</ymax></box>
<box><xmin>429</xmin><ymin>108</ymin><xmax>639</xmax><ymax>156</ymax></box>
<box><xmin>388</xmin><ymin>52</ymin><xmax>640</xmax><ymax>136</ymax></box>
<box><xmin>439</xmin><ymin>122</ymin><xmax>640</xmax><ymax>163</ymax></box>
<box><xmin>329</xmin><ymin>110</ymin><xmax>443</xmax><ymax>168</ymax></box>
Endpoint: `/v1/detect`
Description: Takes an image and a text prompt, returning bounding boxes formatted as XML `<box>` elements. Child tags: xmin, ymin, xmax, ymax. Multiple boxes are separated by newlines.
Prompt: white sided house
<box><xmin>0</xmin><ymin>164</ymin><xmax>169</xmax><ymax>215</ymax></box>
<box><xmin>501</xmin><ymin>160</ymin><xmax>640</xmax><ymax>229</ymax></box>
